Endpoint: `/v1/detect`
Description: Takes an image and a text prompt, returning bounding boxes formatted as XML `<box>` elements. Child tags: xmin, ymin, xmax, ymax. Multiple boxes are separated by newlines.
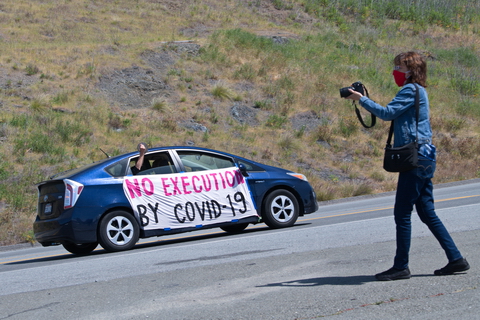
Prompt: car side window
<box><xmin>176</xmin><ymin>151</ymin><xmax>235</xmax><ymax>172</ymax></box>
<box><xmin>237</xmin><ymin>159</ymin><xmax>265</xmax><ymax>172</ymax></box>
<box><xmin>129</xmin><ymin>152</ymin><xmax>177</xmax><ymax>175</ymax></box>
<box><xmin>105</xmin><ymin>158</ymin><xmax>129</xmax><ymax>177</ymax></box>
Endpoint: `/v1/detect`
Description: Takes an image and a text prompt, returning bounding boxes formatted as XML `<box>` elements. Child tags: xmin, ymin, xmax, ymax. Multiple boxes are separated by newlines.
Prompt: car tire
<box><xmin>262</xmin><ymin>189</ymin><xmax>299</xmax><ymax>229</ymax></box>
<box><xmin>62</xmin><ymin>241</ymin><xmax>98</xmax><ymax>255</ymax></box>
<box><xmin>220</xmin><ymin>223</ymin><xmax>249</xmax><ymax>233</ymax></box>
<box><xmin>98</xmin><ymin>210</ymin><xmax>140</xmax><ymax>252</ymax></box>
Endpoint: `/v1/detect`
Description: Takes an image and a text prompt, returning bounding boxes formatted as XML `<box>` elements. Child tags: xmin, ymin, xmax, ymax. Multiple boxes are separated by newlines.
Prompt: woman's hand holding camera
<box><xmin>344</xmin><ymin>89</ymin><xmax>363</xmax><ymax>101</ymax></box>
<box><xmin>340</xmin><ymin>81</ymin><xmax>365</xmax><ymax>101</ymax></box>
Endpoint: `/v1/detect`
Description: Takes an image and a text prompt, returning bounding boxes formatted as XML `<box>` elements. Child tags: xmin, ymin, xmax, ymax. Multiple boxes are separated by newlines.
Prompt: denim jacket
<box><xmin>359</xmin><ymin>83</ymin><xmax>435</xmax><ymax>160</ymax></box>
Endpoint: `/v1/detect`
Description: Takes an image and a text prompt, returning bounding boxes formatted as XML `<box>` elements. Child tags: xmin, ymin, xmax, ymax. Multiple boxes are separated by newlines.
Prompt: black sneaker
<box><xmin>375</xmin><ymin>267</ymin><xmax>411</xmax><ymax>281</ymax></box>
<box><xmin>434</xmin><ymin>258</ymin><xmax>470</xmax><ymax>275</ymax></box>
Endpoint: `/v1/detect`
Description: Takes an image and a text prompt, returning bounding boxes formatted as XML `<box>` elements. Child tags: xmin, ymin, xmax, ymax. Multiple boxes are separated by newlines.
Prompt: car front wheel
<box><xmin>98</xmin><ymin>210</ymin><xmax>139</xmax><ymax>252</ymax></box>
<box><xmin>262</xmin><ymin>189</ymin><xmax>299</xmax><ymax>229</ymax></box>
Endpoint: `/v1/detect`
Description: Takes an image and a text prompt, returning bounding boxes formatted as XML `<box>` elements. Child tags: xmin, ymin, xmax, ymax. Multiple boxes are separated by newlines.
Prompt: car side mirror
<box><xmin>238</xmin><ymin>163</ymin><xmax>249</xmax><ymax>177</ymax></box>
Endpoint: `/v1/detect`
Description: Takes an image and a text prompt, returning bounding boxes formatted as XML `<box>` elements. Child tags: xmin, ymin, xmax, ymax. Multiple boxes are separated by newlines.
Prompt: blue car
<box><xmin>34</xmin><ymin>146</ymin><xmax>318</xmax><ymax>255</ymax></box>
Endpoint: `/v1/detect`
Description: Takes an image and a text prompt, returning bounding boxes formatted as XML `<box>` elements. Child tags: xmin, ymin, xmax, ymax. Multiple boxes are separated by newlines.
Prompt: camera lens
<box><xmin>340</xmin><ymin>87</ymin><xmax>353</xmax><ymax>98</ymax></box>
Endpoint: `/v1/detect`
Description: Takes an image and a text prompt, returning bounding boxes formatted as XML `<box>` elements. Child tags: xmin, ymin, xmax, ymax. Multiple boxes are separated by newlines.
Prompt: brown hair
<box><xmin>394</xmin><ymin>51</ymin><xmax>427</xmax><ymax>87</ymax></box>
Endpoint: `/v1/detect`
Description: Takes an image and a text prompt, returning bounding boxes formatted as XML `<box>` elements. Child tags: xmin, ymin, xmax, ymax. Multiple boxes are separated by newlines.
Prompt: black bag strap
<box><xmin>386</xmin><ymin>84</ymin><xmax>420</xmax><ymax>147</ymax></box>
<box><xmin>354</xmin><ymin>86</ymin><xmax>376</xmax><ymax>128</ymax></box>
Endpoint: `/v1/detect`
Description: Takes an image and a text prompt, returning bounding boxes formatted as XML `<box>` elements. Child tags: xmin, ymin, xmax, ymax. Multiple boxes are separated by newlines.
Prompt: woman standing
<box><xmin>345</xmin><ymin>51</ymin><xmax>470</xmax><ymax>281</ymax></box>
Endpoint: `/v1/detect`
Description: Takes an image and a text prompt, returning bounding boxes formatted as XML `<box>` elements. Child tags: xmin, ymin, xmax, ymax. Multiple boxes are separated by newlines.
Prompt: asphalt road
<box><xmin>1</xmin><ymin>179</ymin><xmax>479</xmax><ymax>320</ymax></box>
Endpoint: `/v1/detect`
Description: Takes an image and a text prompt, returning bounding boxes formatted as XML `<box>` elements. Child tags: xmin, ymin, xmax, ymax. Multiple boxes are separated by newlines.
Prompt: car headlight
<box><xmin>287</xmin><ymin>172</ymin><xmax>308</xmax><ymax>181</ymax></box>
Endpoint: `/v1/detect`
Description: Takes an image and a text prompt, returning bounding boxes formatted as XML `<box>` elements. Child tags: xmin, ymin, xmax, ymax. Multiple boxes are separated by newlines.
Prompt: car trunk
<box><xmin>37</xmin><ymin>181</ymin><xmax>66</xmax><ymax>220</ymax></box>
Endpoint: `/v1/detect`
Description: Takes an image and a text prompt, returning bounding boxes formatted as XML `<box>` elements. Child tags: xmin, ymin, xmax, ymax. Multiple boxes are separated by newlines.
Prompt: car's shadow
<box><xmin>6</xmin><ymin>223</ymin><xmax>311</xmax><ymax>265</ymax></box>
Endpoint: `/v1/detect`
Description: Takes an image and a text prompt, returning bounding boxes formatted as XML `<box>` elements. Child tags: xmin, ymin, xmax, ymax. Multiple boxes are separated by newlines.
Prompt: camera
<box><xmin>340</xmin><ymin>81</ymin><xmax>375</xmax><ymax>128</ymax></box>
<box><xmin>340</xmin><ymin>81</ymin><xmax>364</xmax><ymax>98</ymax></box>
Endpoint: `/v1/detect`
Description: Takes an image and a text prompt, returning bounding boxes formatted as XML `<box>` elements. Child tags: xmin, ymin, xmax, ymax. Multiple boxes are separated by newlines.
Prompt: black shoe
<box><xmin>434</xmin><ymin>258</ymin><xmax>470</xmax><ymax>275</ymax></box>
<box><xmin>375</xmin><ymin>267</ymin><xmax>411</xmax><ymax>281</ymax></box>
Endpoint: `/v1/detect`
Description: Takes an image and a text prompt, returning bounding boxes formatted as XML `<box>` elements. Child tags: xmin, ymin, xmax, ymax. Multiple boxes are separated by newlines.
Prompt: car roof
<box><xmin>43</xmin><ymin>146</ymin><xmax>281</xmax><ymax>182</ymax></box>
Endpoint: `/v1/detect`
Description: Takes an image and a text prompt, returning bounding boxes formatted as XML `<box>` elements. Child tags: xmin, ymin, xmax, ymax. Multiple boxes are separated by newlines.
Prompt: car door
<box><xmin>235</xmin><ymin>159</ymin><xmax>269</xmax><ymax>207</ymax></box>
<box><xmin>175</xmin><ymin>148</ymin><xmax>260</xmax><ymax>212</ymax></box>
<box><xmin>174</xmin><ymin>151</ymin><xmax>267</xmax><ymax>210</ymax></box>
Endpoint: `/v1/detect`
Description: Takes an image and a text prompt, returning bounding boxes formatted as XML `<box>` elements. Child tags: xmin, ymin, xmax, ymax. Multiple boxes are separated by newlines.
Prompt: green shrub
<box><xmin>152</xmin><ymin>98</ymin><xmax>168</xmax><ymax>112</ymax></box>
<box><xmin>233</xmin><ymin>63</ymin><xmax>256</xmax><ymax>81</ymax></box>
<box><xmin>338</xmin><ymin>117</ymin><xmax>358</xmax><ymax>138</ymax></box>
<box><xmin>55</xmin><ymin>120</ymin><xmax>91</xmax><ymax>145</ymax></box>
<box><xmin>254</xmin><ymin>100</ymin><xmax>273</xmax><ymax>110</ymax></box>
<box><xmin>450</xmin><ymin>70</ymin><xmax>479</xmax><ymax>96</ymax></box>
<box><xmin>52</xmin><ymin>91</ymin><xmax>70</xmax><ymax>105</ymax></box>
<box><xmin>25</xmin><ymin>64</ymin><xmax>40</xmax><ymax>75</ymax></box>
<box><xmin>265</xmin><ymin>114</ymin><xmax>288</xmax><ymax>128</ymax></box>
<box><xmin>10</xmin><ymin>114</ymin><xmax>31</xmax><ymax>128</ymax></box>
<box><xmin>211</xmin><ymin>83</ymin><xmax>235</xmax><ymax>100</ymax></box>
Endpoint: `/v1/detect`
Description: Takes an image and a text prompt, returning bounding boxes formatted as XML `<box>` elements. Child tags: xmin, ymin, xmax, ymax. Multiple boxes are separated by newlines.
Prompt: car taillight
<box><xmin>64</xmin><ymin>179</ymin><xmax>84</xmax><ymax>209</ymax></box>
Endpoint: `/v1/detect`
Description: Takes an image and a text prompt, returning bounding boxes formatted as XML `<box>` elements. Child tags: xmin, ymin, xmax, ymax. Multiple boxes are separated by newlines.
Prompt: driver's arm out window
<box><xmin>129</xmin><ymin>152</ymin><xmax>177</xmax><ymax>175</ymax></box>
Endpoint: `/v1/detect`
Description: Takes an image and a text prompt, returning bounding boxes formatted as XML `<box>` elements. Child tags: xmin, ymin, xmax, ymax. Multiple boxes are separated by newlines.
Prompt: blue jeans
<box><xmin>393</xmin><ymin>159</ymin><xmax>463</xmax><ymax>269</ymax></box>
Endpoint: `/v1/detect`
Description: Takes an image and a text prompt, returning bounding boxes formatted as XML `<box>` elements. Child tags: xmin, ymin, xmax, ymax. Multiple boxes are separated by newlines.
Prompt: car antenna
<box><xmin>99</xmin><ymin>148</ymin><xmax>110</xmax><ymax>158</ymax></box>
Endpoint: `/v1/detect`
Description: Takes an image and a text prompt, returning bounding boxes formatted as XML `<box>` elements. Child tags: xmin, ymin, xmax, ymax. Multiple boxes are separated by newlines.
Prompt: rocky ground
<box><xmin>94</xmin><ymin>39</ymin><xmax>321</xmax><ymax>133</ymax></box>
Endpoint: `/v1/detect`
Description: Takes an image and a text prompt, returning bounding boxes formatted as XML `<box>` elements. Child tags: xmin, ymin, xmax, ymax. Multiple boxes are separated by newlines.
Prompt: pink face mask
<box><xmin>392</xmin><ymin>70</ymin><xmax>407</xmax><ymax>87</ymax></box>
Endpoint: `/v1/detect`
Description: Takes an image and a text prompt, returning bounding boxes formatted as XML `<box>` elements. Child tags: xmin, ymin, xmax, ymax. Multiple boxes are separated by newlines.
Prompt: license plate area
<box><xmin>44</xmin><ymin>203</ymin><xmax>52</xmax><ymax>215</ymax></box>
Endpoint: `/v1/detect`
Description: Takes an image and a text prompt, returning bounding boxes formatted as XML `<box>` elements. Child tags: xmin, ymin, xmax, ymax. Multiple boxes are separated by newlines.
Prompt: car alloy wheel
<box><xmin>262</xmin><ymin>189</ymin><xmax>299</xmax><ymax>229</ymax></box>
<box><xmin>98</xmin><ymin>210</ymin><xmax>140</xmax><ymax>252</ymax></box>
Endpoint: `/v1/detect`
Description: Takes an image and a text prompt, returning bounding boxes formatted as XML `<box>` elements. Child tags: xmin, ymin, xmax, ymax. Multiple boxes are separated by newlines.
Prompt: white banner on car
<box><xmin>123</xmin><ymin>167</ymin><xmax>258</xmax><ymax>230</ymax></box>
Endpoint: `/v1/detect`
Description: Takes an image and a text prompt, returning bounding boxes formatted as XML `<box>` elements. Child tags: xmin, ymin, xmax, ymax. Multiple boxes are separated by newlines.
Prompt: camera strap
<box><xmin>386</xmin><ymin>84</ymin><xmax>420</xmax><ymax>147</ymax></box>
<box><xmin>353</xmin><ymin>85</ymin><xmax>376</xmax><ymax>128</ymax></box>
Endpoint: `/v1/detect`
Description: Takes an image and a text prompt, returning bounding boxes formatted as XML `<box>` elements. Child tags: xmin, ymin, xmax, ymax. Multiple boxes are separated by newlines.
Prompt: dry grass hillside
<box><xmin>0</xmin><ymin>0</ymin><xmax>479</xmax><ymax>245</ymax></box>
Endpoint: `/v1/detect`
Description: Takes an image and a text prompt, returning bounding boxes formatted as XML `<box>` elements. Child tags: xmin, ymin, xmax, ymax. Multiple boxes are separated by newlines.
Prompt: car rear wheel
<box><xmin>62</xmin><ymin>241</ymin><xmax>98</xmax><ymax>255</ymax></box>
<box><xmin>220</xmin><ymin>223</ymin><xmax>249</xmax><ymax>233</ymax></box>
<box><xmin>262</xmin><ymin>189</ymin><xmax>299</xmax><ymax>229</ymax></box>
<box><xmin>98</xmin><ymin>210</ymin><xmax>139</xmax><ymax>252</ymax></box>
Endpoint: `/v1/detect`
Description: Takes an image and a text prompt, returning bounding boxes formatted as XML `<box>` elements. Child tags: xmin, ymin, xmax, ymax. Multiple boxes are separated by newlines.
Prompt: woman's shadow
<box><xmin>257</xmin><ymin>275</ymin><xmax>375</xmax><ymax>287</ymax></box>
<box><xmin>257</xmin><ymin>274</ymin><xmax>432</xmax><ymax>287</ymax></box>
